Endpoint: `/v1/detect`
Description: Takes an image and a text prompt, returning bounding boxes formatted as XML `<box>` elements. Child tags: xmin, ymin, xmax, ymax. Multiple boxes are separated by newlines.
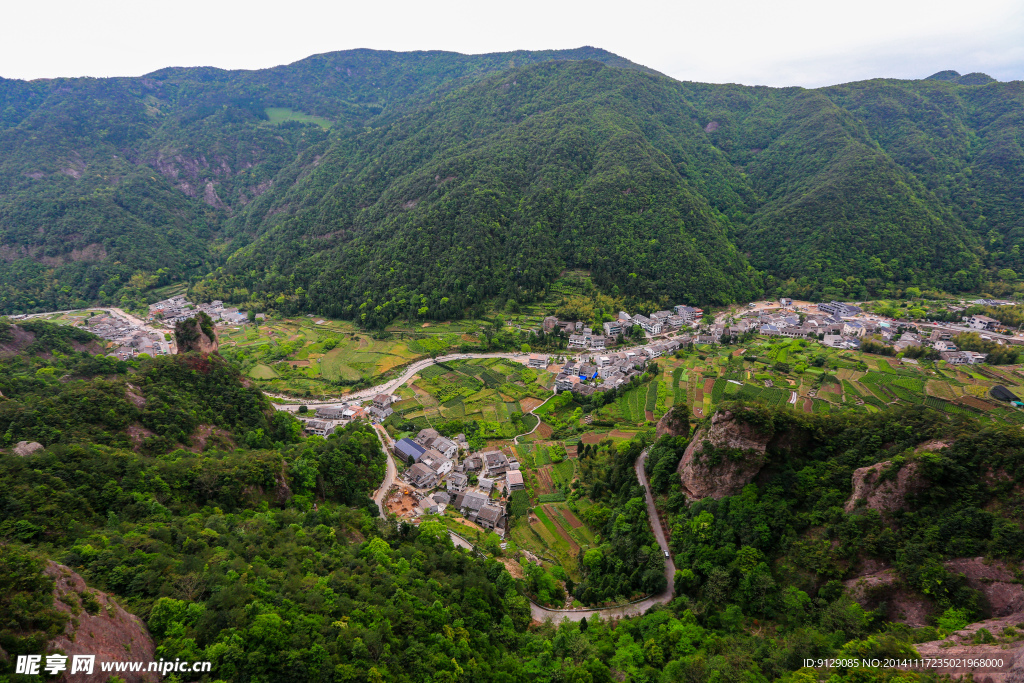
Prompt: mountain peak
<box><xmin>925</xmin><ymin>70</ymin><xmax>996</xmax><ymax>85</ymax></box>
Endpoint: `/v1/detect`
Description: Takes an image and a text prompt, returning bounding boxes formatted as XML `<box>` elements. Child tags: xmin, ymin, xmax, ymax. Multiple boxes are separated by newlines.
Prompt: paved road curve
<box><xmin>370</xmin><ymin>425</ymin><xmax>397</xmax><ymax>517</ymax></box>
<box><xmin>527</xmin><ymin>447</ymin><xmax>676</xmax><ymax>623</ymax></box>
<box><xmin>271</xmin><ymin>352</ymin><xmax>522</xmax><ymax>410</ymax></box>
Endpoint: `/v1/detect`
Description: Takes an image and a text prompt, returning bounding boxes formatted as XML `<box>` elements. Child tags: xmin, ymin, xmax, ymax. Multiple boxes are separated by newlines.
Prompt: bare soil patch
<box><xmin>386</xmin><ymin>490</ymin><xmax>420</xmax><ymax>517</ymax></box>
<box><xmin>190</xmin><ymin>424</ymin><xmax>234</xmax><ymax>452</ymax></box>
<box><xmin>535</xmin><ymin>466</ymin><xmax>555</xmax><ymax>494</ymax></box>
<box><xmin>645</xmin><ymin>410</ymin><xmax>655</xmax><ymax>421</ymax></box>
<box><xmin>560</xmin><ymin>508</ymin><xmax>584</xmax><ymax>528</ymax></box>
<box><xmin>703</xmin><ymin>378</ymin><xmax>716</xmax><ymax>393</ymax></box>
<box><xmin>520</xmin><ymin>397</ymin><xmax>544</xmax><ymax>412</ymax></box>
<box><xmin>581</xmin><ymin>432</ymin><xmax>604</xmax><ymax>444</ymax></box>
<box><xmin>498</xmin><ymin>557</ymin><xmax>525</xmax><ymax>579</ymax></box>
<box><xmin>127</xmin><ymin>423</ymin><xmax>156</xmax><ymax>452</ymax></box>
<box><xmin>956</xmin><ymin>395</ymin><xmax>996</xmax><ymax>411</ymax></box>
<box><xmin>609</xmin><ymin>429</ymin><xmax>636</xmax><ymax>440</ymax></box>
<box><xmin>535</xmin><ymin>422</ymin><xmax>553</xmax><ymax>439</ymax></box>
<box><xmin>803</xmin><ymin>398</ymin><xmax>813</xmax><ymax>413</ymax></box>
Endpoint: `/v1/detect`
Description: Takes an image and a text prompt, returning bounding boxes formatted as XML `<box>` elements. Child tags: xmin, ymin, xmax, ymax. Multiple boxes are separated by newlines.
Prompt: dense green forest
<box><xmin>0</xmin><ymin>319</ymin><xmax>301</xmax><ymax>452</ymax></box>
<box><xmin>1</xmin><ymin>49</ymin><xmax>1022</xmax><ymax>320</ymax></box>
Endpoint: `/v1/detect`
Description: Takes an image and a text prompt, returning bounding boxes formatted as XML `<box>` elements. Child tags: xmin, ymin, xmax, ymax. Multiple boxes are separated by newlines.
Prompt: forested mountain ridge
<box><xmin>0</xmin><ymin>49</ymin><xmax>1021</xmax><ymax>320</ymax></box>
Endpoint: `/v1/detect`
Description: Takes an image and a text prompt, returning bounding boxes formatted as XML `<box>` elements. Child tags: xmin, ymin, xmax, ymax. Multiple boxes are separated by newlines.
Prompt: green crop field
<box><xmin>538</xmin><ymin>492</ymin><xmax>567</xmax><ymax>503</ymax></box>
<box><xmin>551</xmin><ymin>459</ymin><xmax>575</xmax><ymax>486</ymax></box>
<box><xmin>248</xmin><ymin>364</ymin><xmax>278</xmax><ymax>379</ymax></box>
<box><xmin>645</xmin><ymin>382</ymin><xmax>659</xmax><ymax>412</ymax></box>
<box><xmin>509</xmin><ymin>490</ymin><xmax>531</xmax><ymax>516</ymax></box>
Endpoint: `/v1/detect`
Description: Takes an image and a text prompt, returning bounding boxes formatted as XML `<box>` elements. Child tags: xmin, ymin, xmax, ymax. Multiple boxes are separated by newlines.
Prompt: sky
<box><xmin>2</xmin><ymin>0</ymin><xmax>1022</xmax><ymax>87</ymax></box>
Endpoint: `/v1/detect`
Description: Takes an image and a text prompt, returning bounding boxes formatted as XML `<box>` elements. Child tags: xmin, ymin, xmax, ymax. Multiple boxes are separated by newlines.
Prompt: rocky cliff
<box><xmin>915</xmin><ymin>611</ymin><xmax>1024</xmax><ymax>683</ymax></box>
<box><xmin>174</xmin><ymin>312</ymin><xmax>219</xmax><ymax>355</ymax></box>
<box><xmin>676</xmin><ymin>410</ymin><xmax>772</xmax><ymax>500</ymax></box>
<box><xmin>44</xmin><ymin>562</ymin><xmax>158</xmax><ymax>683</ymax></box>
<box><xmin>945</xmin><ymin>558</ymin><xmax>1024</xmax><ymax>618</ymax></box>
<box><xmin>844</xmin><ymin>460</ymin><xmax>927</xmax><ymax>515</ymax></box>
<box><xmin>655</xmin><ymin>405</ymin><xmax>690</xmax><ymax>438</ymax></box>
<box><xmin>843</xmin><ymin>568</ymin><xmax>931</xmax><ymax>627</ymax></box>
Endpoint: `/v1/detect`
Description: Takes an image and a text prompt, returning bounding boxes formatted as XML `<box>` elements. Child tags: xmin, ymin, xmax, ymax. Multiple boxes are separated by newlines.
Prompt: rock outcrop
<box><xmin>676</xmin><ymin>410</ymin><xmax>771</xmax><ymax>500</ymax></box>
<box><xmin>915</xmin><ymin>611</ymin><xmax>1024</xmax><ymax>683</ymax></box>
<box><xmin>174</xmin><ymin>312</ymin><xmax>219</xmax><ymax>355</ymax></box>
<box><xmin>844</xmin><ymin>460</ymin><xmax>926</xmax><ymax>514</ymax></box>
<box><xmin>45</xmin><ymin>562</ymin><xmax>158</xmax><ymax>683</ymax></box>
<box><xmin>843</xmin><ymin>568</ymin><xmax>931</xmax><ymax>627</ymax></box>
<box><xmin>945</xmin><ymin>558</ymin><xmax>1024</xmax><ymax>617</ymax></box>
<box><xmin>655</xmin><ymin>405</ymin><xmax>690</xmax><ymax>438</ymax></box>
<box><xmin>13</xmin><ymin>441</ymin><xmax>44</xmax><ymax>457</ymax></box>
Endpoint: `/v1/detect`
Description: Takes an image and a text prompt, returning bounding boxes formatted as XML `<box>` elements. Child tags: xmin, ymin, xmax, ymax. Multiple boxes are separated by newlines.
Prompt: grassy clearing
<box><xmin>264</xmin><ymin>107</ymin><xmax>334</xmax><ymax>129</ymax></box>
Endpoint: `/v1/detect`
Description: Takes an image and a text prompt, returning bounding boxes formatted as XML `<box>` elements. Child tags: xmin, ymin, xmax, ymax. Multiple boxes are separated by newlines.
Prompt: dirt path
<box><xmin>512</xmin><ymin>390</ymin><xmax>557</xmax><ymax>444</ymax></box>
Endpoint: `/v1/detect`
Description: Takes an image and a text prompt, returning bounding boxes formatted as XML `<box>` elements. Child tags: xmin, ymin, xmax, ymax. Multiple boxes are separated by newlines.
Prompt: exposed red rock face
<box><xmin>844</xmin><ymin>460</ymin><xmax>926</xmax><ymax>515</ymax></box>
<box><xmin>915</xmin><ymin>611</ymin><xmax>1024</xmax><ymax>683</ymax></box>
<box><xmin>843</xmin><ymin>568</ymin><xmax>931</xmax><ymax>627</ymax></box>
<box><xmin>655</xmin><ymin>405</ymin><xmax>689</xmax><ymax>438</ymax></box>
<box><xmin>44</xmin><ymin>562</ymin><xmax>159</xmax><ymax>683</ymax></box>
<box><xmin>945</xmin><ymin>558</ymin><xmax>1024</xmax><ymax>618</ymax></box>
<box><xmin>676</xmin><ymin>410</ymin><xmax>770</xmax><ymax>500</ymax></box>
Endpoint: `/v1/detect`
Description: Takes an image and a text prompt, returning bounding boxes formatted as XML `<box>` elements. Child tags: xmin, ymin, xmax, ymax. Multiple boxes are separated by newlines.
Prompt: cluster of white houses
<box><xmin>299</xmin><ymin>393</ymin><xmax>397</xmax><ymax>436</ymax></box>
<box><xmin>392</xmin><ymin>428</ymin><xmax>522</xmax><ymax>535</ymax></box>
<box><xmin>76</xmin><ymin>312</ymin><xmax>175</xmax><ymax>359</ymax></box>
<box><xmin>148</xmin><ymin>295</ymin><xmax>248</xmax><ymax>326</ymax></box>
<box><xmin>751</xmin><ymin>301</ymin><xmax>1003</xmax><ymax>364</ymax></box>
<box><xmin>552</xmin><ymin>340</ymin><xmax>682</xmax><ymax>396</ymax></box>
<box><xmin>542</xmin><ymin>304</ymin><xmax>703</xmax><ymax>351</ymax></box>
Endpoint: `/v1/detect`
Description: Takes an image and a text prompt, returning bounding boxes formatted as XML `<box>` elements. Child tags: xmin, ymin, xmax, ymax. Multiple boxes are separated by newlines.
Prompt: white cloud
<box><xmin>0</xmin><ymin>0</ymin><xmax>1021</xmax><ymax>86</ymax></box>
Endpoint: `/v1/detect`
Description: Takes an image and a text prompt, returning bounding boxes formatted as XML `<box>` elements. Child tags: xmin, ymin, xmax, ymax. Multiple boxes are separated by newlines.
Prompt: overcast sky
<box><xmin>3</xmin><ymin>0</ymin><xmax>1022</xmax><ymax>87</ymax></box>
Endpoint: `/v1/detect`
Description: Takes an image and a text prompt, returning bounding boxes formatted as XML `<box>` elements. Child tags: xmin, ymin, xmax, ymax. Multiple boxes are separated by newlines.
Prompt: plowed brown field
<box><xmin>560</xmin><ymin>508</ymin><xmax>583</xmax><ymax>528</ymax></box>
<box><xmin>535</xmin><ymin>466</ymin><xmax>555</xmax><ymax>493</ymax></box>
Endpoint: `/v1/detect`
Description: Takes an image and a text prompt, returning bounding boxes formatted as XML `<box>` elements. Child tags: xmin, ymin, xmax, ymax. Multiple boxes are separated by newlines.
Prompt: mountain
<box><xmin>0</xmin><ymin>49</ymin><xmax>1022</xmax><ymax>320</ymax></box>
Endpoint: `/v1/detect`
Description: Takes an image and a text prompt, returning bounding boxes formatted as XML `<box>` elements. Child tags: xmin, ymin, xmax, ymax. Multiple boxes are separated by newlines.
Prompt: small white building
<box><xmin>969</xmin><ymin>315</ymin><xmax>999</xmax><ymax>331</ymax></box>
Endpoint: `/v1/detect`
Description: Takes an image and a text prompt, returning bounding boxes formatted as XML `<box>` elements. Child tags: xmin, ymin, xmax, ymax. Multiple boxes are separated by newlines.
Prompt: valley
<box><xmin>2</xmin><ymin>44</ymin><xmax>1024</xmax><ymax>683</ymax></box>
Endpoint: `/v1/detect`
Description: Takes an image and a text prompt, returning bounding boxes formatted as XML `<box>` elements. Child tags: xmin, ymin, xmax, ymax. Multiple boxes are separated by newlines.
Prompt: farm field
<box><xmin>217</xmin><ymin>318</ymin><xmax>463</xmax><ymax>398</ymax></box>
<box><xmin>651</xmin><ymin>336</ymin><xmax>1024</xmax><ymax>426</ymax></box>
<box><xmin>384</xmin><ymin>358</ymin><xmax>552</xmax><ymax>438</ymax></box>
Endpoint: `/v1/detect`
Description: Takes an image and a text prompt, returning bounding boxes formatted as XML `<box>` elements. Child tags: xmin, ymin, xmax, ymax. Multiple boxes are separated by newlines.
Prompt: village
<box><xmin>147</xmin><ymin>295</ymin><xmax>249</xmax><ymax>327</ymax></box>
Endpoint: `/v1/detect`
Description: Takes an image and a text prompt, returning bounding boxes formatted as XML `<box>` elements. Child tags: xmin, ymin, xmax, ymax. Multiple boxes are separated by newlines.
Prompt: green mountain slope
<box><xmin>206</xmin><ymin>61</ymin><xmax>761</xmax><ymax>324</ymax></box>
<box><xmin>0</xmin><ymin>49</ymin><xmax>1021</xmax><ymax>318</ymax></box>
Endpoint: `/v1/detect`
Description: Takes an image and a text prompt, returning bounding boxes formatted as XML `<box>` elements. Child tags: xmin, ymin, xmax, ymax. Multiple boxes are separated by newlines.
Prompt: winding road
<box><xmin>271</xmin><ymin>352</ymin><xmax>523</xmax><ymax>411</ymax></box>
<box><xmin>523</xmin><ymin>447</ymin><xmax>674</xmax><ymax>622</ymax></box>
<box><xmin>269</xmin><ymin>347</ymin><xmax>676</xmax><ymax>622</ymax></box>
<box><xmin>512</xmin><ymin>391</ymin><xmax>557</xmax><ymax>445</ymax></box>
<box><xmin>370</xmin><ymin>425</ymin><xmax>398</xmax><ymax>517</ymax></box>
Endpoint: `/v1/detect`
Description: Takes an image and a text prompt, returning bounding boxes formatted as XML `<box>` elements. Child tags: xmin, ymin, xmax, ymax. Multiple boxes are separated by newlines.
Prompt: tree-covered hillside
<box><xmin>1</xmin><ymin>49</ymin><xmax>1022</xmax><ymax>319</ymax></box>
